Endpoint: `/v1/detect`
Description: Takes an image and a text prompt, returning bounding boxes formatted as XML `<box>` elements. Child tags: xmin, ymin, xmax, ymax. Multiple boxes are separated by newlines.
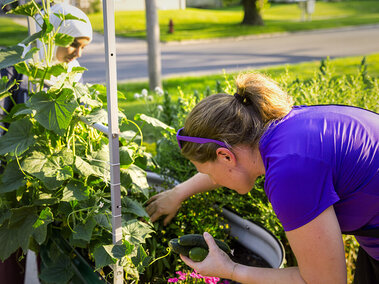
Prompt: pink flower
<box><xmin>176</xmin><ymin>271</ymin><xmax>187</xmax><ymax>280</ymax></box>
<box><xmin>190</xmin><ymin>271</ymin><xmax>203</xmax><ymax>279</ymax></box>
<box><xmin>203</xmin><ymin>276</ymin><xmax>221</xmax><ymax>284</ymax></box>
<box><xmin>168</xmin><ymin>278</ymin><xmax>179</xmax><ymax>283</ymax></box>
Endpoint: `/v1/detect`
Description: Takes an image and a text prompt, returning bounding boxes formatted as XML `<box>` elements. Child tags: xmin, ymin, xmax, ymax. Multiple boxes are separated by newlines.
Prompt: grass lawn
<box><xmin>115</xmin><ymin>52</ymin><xmax>379</xmax><ymax>143</ymax></box>
<box><xmin>116</xmin><ymin>53</ymin><xmax>379</xmax><ymax>120</ymax></box>
<box><xmin>88</xmin><ymin>1</ymin><xmax>379</xmax><ymax>42</ymax></box>
<box><xmin>0</xmin><ymin>17</ymin><xmax>28</xmax><ymax>47</ymax></box>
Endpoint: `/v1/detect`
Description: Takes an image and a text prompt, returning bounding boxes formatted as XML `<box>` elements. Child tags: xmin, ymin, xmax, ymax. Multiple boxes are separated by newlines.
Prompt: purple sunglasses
<box><xmin>176</xmin><ymin>127</ymin><xmax>228</xmax><ymax>149</ymax></box>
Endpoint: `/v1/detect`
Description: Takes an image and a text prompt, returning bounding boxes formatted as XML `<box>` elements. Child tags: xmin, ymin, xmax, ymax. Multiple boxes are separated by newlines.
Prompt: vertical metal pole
<box><xmin>102</xmin><ymin>0</ymin><xmax>123</xmax><ymax>283</ymax></box>
<box><xmin>145</xmin><ymin>0</ymin><xmax>162</xmax><ymax>90</ymax></box>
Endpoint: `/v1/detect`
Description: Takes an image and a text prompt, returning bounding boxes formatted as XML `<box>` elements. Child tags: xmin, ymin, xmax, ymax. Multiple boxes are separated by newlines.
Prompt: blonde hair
<box><xmin>181</xmin><ymin>72</ymin><xmax>293</xmax><ymax>162</ymax></box>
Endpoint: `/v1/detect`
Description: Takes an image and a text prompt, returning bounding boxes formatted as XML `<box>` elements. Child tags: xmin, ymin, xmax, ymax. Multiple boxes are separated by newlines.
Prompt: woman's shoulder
<box><xmin>261</xmin><ymin>104</ymin><xmax>378</xmax><ymax>145</ymax></box>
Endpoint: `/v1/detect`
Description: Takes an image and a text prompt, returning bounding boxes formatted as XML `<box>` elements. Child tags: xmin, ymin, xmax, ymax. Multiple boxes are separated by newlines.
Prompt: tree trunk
<box><xmin>241</xmin><ymin>0</ymin><xmax>264</xmax><ymax>26</ymax></box>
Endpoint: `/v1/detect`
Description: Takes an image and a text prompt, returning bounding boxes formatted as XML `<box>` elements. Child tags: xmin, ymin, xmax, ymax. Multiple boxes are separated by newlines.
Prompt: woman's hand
<box><xmin>146</xmin><ymin>173</ymin><xmax>218</xmax><ymax>225</ymax></box>
<box><xmin>145</xmin><ymin>188</ymin><xmax>183</xmax><ymax>226</ymax></box>
<box><xmin>180</xmin><ymin>232</ymin><xmax>236</xmax><ymax>280</ymax></box>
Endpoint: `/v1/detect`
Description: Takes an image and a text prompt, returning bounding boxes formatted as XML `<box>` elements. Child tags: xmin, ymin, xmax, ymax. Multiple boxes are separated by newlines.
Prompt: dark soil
<box><xmin>221</xmin><ymin>239</ymin><xmax>271</xmax><ymax>284</ymax></box>
<box><xmin>229</xmin><ymin>239</ymin><xmax>271</xmax><ymax>268</ymax></box>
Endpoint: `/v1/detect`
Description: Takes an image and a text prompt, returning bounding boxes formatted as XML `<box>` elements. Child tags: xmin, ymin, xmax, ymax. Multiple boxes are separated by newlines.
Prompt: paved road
<box><xmin>80</xmin><ymin>24</ymin><xmax>379</xmax><ymax>84</ymax></box>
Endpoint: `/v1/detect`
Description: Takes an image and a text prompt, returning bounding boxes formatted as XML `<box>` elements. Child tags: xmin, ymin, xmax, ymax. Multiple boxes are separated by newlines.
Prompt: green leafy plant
<box><xmin>143</xmin><ymin>58</ymin><xmax>378</xmax><ymax>279</ymax></box>
<box><xmin>0</xmin><ymin>0</ymin><xmax>173</xmax><ymax>282</ymax></box>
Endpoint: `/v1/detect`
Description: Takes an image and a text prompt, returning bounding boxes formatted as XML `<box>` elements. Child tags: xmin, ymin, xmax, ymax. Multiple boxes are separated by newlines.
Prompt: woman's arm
<box><xmin>284</xmin><ymin>205</ymin><xmax>347</xmax><ymax>284</ymax></box>
<box><xmin>146</xmin><ymin>173</ymin><xmax>219</xmax><ymax>225</ymax></box>
<box><xmin>181</xmin><ymin>206</ymin><xmax>347</xmax><ymax>284</ymax></box>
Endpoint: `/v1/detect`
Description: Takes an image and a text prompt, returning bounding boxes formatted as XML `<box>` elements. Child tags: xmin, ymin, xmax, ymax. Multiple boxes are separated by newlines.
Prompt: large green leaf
<box><xmin>74</xmin><ymin>83</ymin><xmax>102</xmax><ymax>108</ymax></box>
<box><xmin>120</xmin><ymin>165</ymin><xmax>149</xmax><ymax>198</ymax></box>
<box><xmin>0</xmin><ymin>206</ymin><xmax>38</xmax><ymax>261</ymax></box>
<box><xmin>0</xmin><ymin>209</ymin><xmax>11</xmax><ymax>224</ymax></box>
<box><xmin>103</xmin><ymin>242</ymin><xmax>133</xmax><ymax>260</ymax></box>
<box><xmin>53</xmin><ymin>12</ymin><xmax>86</xmax><ymax>23</ymax></box>
<box><xmin>72</xmin><ymin>216</ymin><xmax>96</xmax><ymax>242</ymax></box>
<box><xmin>32</xmin><ymin>208</ymin><xmax>54</xmax><ymax>245</ymax></box>
<box><xmin>93</xmin><ymin>242</ymin><xmax>133</xmax><ymax>270</ymax></box>
<box><xmin>94</xmin><ymin>213</ymin><xmax>112</xmax><ymax>230</ymax></box>
<box><xmin>135</xmin><ymin>113</ymin><xmax>175</xmax><ymax>133</ymax></box>
<box><xmin>0</xmin><ymin>118</ymin><xmax>35</xmax><ymax>155</ymax></box>
<box><xmin>47</xmin><ymin>68</ymin><xmax>86</xmax><ymax>94</ymax></box>
<box><xmin>39</xmin><ymin>254</ymin><xmax>74</xmax><ymax>284</ymax></box>
<box><xmin>13</xmin><ymin>62</ymin><xmax>34</xmax><ymax>78</ymax></box>
<box><xmin>33</xmin><ymin>192</ymin><xmax>59</xmax><ymax>206</ymax></box>
<box><xmin>22</xmin><ymin>151</ymin><xmax>46</xmax><ymax>177</ymax></box>
<box><xmin>22</xmin><ymin>151</ymin><xmax>72</xmax><ymax>189</ymax></box>
<box><xmin>61</xmin><ymin>181</ymin><xmax>89</xmax><ymax>202</ymax></box>
<box><xmin>7</xmin><ymin>104</ymin><xmax>33</xmax><ymax>121</ymax></box>
<box><xmin>29</xmin><ymin>89</ymin><xmax>78</xmax><ymax>135</ymax></box>
<box><xmin>83</xmin><ymin>108</ymin><xmax>108</xmax><ymax>125</ymax></box>
<box><xmin>55</xmin><ymin>33</ymin><xmax>74</xmax><ymax>47</ymax></box>
<box><xmin>0</xmin><ymin>159</ymin><xmax>26</xmax><ymax>193</ymax></box>
<box><xmin>120</xmin><ymin>146</ymin><xmax>134</xmax><ymax>166</ymax></box>
<box><xmin>129</xmin><ymin>164</ymin><xmax>149</xmax><ymax>189</ymax></box>
<box><xmin>0</xmin><ymin>45</ymin><xmax>38</xmax><ymax>69</ymax></box>
<box><xmin>20</xmin><ymin>30</ymin><xmax>44</xmax><ymax>46</ymax></box>
<box><xmin>93</xmin><ymin>245</ymin><xmax>114</xmax><ymax>269</ymax></box>
<box><xmin>7</xmin><ymin>1</ymin><xmax>40</xmax><ymax>17</ymax></box>
<box><xmin>88</xmin><ymin>145</ymin><xmax>110</xmax><ymax>180</ymax></box>
<box><xmin>60</xmin><ymin>148</ymin><xmax>74</xmax><ymax>165</ymax></box>
<box><xmin>16</xmin><ymin>63</ymin><xmax>67</xmax><ymax>81</ymax></box>
<box><xmin>122</xmin><ymin>219</ymin><xmax>154</xmax><ymax>246</ymax></box>
<box><xmin>32</xmin><ymin>224</ymin><xmax>47</xmax><ymax>246</ymax></box>
<box><xmin>33</xmin><ymin>207</ymin><xmax>54</xmax><ymax>229</ymax></box>
<box><xmin>74</xmin><ymin>156</ymin><xmax>96</xmax><ymax>177</ymax></box>
<box><xmin>131</xmin><ymin>245</ymin><xmax>152</xmax><ymax>274</ymax></box>
<box><xmin>48</xmin><ymin>63</ymin><xmax>68</xmax><ymax>78</ymax></box>
<box><xmin>122</xmin><ymin>197</ymin><xmax>149</xmax><ymax>218</ymax></box>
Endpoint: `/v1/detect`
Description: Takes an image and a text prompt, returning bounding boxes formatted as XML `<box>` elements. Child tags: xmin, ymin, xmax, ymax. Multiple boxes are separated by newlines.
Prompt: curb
<box><xmin>160</xmin><ymin>23</ymin><xmax>379</xmax><ymax>46</ymax></box>
<box><xmin>2</xmin><ymin>14</ymin><xmax>379</xmax><ymax>47</ymax></box>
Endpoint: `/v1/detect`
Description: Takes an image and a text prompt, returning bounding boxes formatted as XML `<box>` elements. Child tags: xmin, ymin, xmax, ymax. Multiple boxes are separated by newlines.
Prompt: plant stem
<box><xmin>0</xmin><ymin>125</ymin><xmax>8</xmax><ymax>132</ymax></box>
<box><xmin>0</xmin><ymin>106</ymin><xmax>9</xmax><ymax>115</ymax></box>
<box><xmin>126</xmin><ymin>119</ymin><xmax>144</xmax><ymax>147</ymax></box>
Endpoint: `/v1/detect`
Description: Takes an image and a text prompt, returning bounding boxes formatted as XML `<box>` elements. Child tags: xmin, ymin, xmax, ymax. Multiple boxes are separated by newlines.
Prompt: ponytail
<box><xmin>181</xmin><ymin>72</ymin><xmax>293</xmax><ymax>162</ymax></box>
<box><xmin>234</xmin><ymin>72</ymin><xmax>293</xmax><ymax>122</ymax></box>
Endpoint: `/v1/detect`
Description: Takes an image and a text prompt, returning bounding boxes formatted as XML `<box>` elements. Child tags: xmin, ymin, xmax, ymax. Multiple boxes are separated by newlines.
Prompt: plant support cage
<box><xmin>25</xmin><ymin>0</ymin><xmax>124</xmax><ymax>282</ymax></box>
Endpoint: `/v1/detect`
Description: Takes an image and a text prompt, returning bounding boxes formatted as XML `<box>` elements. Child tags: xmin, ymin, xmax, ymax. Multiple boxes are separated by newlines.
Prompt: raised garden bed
<box><xmin>146</xmin><ymin>172</ymin><xmax>285</xmax><ymax>271</ymax></box>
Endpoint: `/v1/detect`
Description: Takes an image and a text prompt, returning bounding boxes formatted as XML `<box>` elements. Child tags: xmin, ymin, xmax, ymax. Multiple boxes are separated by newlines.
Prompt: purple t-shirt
<box><xmin>259</xmin><ymin>105</ymin><xmax>379</xmax><ymax>260</ymax></box>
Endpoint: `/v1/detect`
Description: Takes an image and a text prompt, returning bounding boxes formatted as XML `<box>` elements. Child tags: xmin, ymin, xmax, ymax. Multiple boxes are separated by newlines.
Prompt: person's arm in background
<box><xmin>145</xmin><ymin>173</ymin><xmax>219</xmax><ymax>225</ymax></box>
<box><xmin>181</xmin><ymin>205</ymin><xmax>347</xmax><ymax>284</ymax></box>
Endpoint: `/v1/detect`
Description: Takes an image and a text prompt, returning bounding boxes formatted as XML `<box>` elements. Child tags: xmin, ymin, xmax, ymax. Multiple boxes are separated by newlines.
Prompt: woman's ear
<box><xmin>215</xmin><ymin>148</ymin><xmax>236</xmax><ymax>166</ymax></box>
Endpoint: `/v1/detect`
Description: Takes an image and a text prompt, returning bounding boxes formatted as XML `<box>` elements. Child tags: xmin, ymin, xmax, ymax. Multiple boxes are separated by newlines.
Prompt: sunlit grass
<box><xmin>116</xmin><ymin>53</ymin><xmax>379</xmax><ymax>119</ymax></box>
<box><xmin>0</xmin><ymin>17</ymin><xmax>28</xmax><ymax>47</ymax></box>
<box><xmin>88</xmin><ymin>1</ymin><xmax>379</xmax><ymax>42</ymax></box>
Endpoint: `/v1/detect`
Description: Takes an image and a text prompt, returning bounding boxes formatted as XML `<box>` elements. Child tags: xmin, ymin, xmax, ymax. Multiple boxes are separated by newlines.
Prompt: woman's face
<box><xmin>192</xmin><ymin>159</ymin><xmax>255</xmax><ymax>194</ymax></box>
<box><xmin>191</xmin><ymin>145</ymin><xmax>265</xmax><ymax>194</ymax></box>
<box><xmin>56</xmin><ymin>37</ymin><xmax>90</xmax><ymax>63</ymax></box>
